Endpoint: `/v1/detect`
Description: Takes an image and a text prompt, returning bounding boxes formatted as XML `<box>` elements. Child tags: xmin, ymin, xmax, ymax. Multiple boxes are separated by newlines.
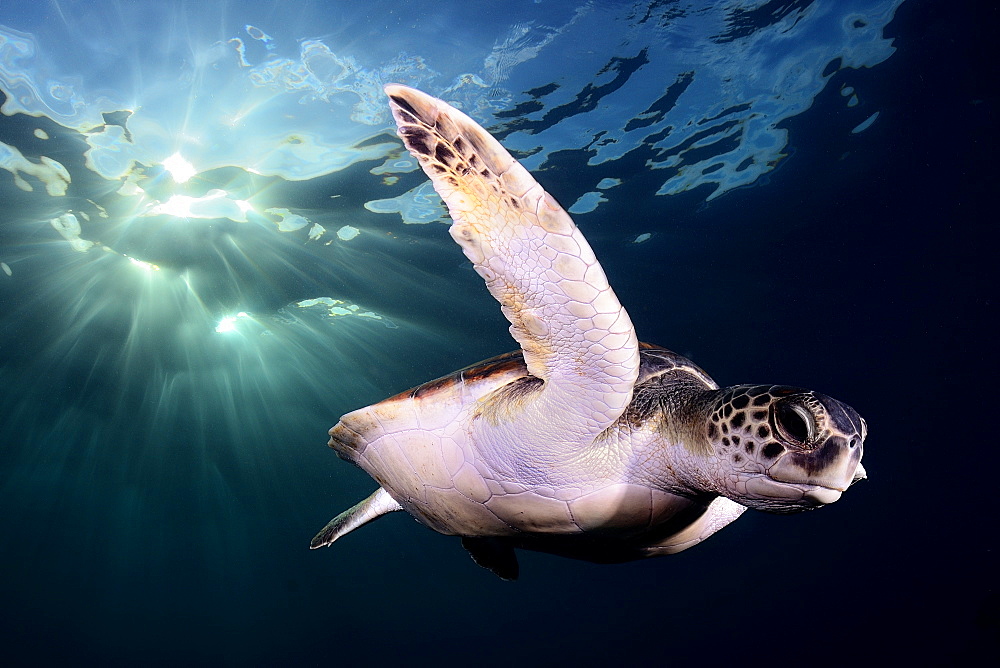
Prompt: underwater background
<box><xmin>0</xmin><ymin>0</ymin><xmax>994</xmax><ymax>664</ymax></box>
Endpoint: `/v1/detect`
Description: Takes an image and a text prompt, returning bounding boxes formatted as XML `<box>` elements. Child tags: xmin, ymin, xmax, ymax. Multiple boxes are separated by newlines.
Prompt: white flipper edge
<box><xmin>645</xmin><ymin>497</ymin><xmax>748</xmax><ymax>555</ymax></box>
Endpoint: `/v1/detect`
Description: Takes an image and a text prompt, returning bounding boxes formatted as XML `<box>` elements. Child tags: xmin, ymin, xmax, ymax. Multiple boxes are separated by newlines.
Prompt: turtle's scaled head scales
<box><xmin>702</xmin><ymin>385</ymin><xmax>866</xmax><ymax>513</ymax></box>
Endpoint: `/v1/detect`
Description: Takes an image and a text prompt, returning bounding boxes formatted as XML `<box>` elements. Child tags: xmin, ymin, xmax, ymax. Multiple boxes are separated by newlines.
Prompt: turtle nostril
<box><xmin>849</xmin><ymin>437</ymin><xmax>860</xmax><ymax>449</ymax></box>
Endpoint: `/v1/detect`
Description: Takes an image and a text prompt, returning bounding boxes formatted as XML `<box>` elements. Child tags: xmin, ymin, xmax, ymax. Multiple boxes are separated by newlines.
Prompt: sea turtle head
<box><xmin>704</xmin><ymin>385</ymin><xmax>866</xmax><ymax>513</ymax></box>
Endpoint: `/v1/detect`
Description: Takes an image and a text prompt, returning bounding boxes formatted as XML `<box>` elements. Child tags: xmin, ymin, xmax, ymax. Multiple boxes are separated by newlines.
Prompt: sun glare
<box><xmin>162</xmin><ymin>152</ymin><xmax>198</xmax><ymax>183</ymax></box>
<box><xmin>215</xmin><ymin>312</ymin><xmax>251</xmax><ymax>334</ymax></box>
<box><xmin>127</xmin><ymin>256</ymin><xmax>160</xmax><ymax>271</ymax></box>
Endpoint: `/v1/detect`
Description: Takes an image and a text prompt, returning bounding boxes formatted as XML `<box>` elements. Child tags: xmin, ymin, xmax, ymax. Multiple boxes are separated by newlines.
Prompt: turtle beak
<box><xmin>850</xmin><ymin>462</ymin><xmax>867</xmax><ymax>486</ymax></box>
<box><xmin>765</xmin><ymin>392</ymin><xmax>866</xmax><ymax>506</ymax></box>
<box><xmin>768</xmin><ymin>435</ymin><xmax>863</xmax><ymax>496</ymax></box>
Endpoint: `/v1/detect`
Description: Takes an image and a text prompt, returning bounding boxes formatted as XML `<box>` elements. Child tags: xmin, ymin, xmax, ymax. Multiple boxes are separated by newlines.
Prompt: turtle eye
<box><xmin>773</xmin><ymin>401</ymin><xmax>815</xmax><ymax>446</ymax></box>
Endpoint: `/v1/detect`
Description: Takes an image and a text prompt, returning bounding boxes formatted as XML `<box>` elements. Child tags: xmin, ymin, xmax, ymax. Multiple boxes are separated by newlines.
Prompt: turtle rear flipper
<box><xmin>462</xmin><ymin>537</ymin><xmax>519</xmax><ymax>581</ymax></box>
<box><xmin>310</xmin><ymin>487</ymin><xmax>402</xmax><ymax>549</ymax></box>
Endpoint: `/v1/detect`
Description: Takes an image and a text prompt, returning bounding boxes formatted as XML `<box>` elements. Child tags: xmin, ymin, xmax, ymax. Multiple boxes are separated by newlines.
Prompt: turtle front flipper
<box><xmin>642</xmin><ymin>496</ymin><xmax>747</xmax><ymax>556</ymax></box>
<box><xmin>385</xmin><ymin>85</ymin><xmax>640</xmax><ymax>443</ymax></box>
<box><xmin>310</xmin><ymin>487</ymin><xmax>402</xmax><ymax>549</ymax></box>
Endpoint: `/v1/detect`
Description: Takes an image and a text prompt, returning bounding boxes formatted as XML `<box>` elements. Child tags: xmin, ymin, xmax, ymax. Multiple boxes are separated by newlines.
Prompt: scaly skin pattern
<box><xmin>317</xmin><ymin>86</ymin><xmax>867</xmax><ymax>570</ymax></box>
<box><xmin>331</xmin><ymin>344</ymin><xmax>720</xmax><ymax>539</ymax></box>
<box><xmin>384</xmin><ymin>85</ymin><xmax>640</xmax><ymax>453</ymax></box>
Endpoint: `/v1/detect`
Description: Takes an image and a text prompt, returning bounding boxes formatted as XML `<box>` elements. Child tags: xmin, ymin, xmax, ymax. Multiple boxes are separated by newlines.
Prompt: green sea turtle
<box><xmin>311</xmin><ymin>85</ymin><xmax>867</xmax><ymax>580</ymax></box>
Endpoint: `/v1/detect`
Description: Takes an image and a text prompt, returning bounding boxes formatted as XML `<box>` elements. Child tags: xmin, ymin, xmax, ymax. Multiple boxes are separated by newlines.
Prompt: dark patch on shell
<box><xmin>381</xmin><ymin>349</ymin><xmax>528</xmax><ymax>405</ymax></box>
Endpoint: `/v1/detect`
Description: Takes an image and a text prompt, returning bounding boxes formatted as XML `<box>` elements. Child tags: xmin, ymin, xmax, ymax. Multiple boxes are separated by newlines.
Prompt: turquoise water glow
<box><xmin>2</xmin><ymin>1</ymin><xmax>995</xmax><ymax>665</ymax></box>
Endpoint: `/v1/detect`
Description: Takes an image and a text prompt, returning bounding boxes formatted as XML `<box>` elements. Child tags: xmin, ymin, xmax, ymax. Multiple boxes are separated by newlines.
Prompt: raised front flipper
<box><xmin>384</xmin><ymin>85</ymin><xmax>640</xmax><ymax>442</ymax></box>
<box><xmin>310</xmin><ymin>487</ymin><xmax>403</xmax><ymax>549</ymax></box>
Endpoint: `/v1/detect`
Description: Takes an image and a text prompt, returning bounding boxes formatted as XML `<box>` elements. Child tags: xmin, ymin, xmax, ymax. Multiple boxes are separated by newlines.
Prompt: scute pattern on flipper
<box><xmin>385</xmin><ymin>84</ymin><xmax>639</xmax><ymax>440</ymax></box>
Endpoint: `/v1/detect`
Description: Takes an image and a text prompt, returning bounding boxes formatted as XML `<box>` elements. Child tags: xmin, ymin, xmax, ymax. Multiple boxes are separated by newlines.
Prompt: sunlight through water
<box><xmin>0</xmin><ymin>0</ymin><xmax>904</xmax><ymax>571</ymax></box>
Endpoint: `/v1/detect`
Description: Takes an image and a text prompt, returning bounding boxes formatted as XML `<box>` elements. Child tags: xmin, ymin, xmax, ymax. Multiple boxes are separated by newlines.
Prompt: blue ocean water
<box><xmin>0</xmin><ymin>0</ymin><xmax>994</xmax><ymax>664</ymax></box>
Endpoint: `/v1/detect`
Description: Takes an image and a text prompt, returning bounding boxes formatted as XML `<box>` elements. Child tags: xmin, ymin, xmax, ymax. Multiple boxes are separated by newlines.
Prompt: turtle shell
<box><xmin>328</xmin><ymin>343</ymin><xmax>718</xmax><ymax>540</ymax></box>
